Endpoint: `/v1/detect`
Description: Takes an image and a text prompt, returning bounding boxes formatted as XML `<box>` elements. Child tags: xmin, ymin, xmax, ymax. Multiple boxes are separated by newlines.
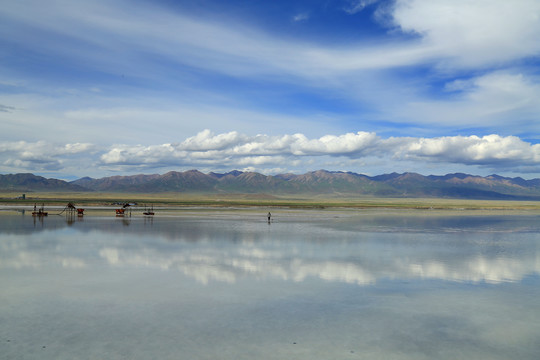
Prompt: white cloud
<box><xmin>99</xmin><ymin>143</ymin><xmax>183</xmax><ymax>165</ymax></box>
<box><xmin>1</xmin><ymin>0</ymin><xmax>540</xmax><ymax>178</ymax></box>
<box><xmin>1</xmin><ymin>0</ymin><xmax>538</xmax><ymax>138</ymax></box>
<box><xmin>390</xmin><ymin>71</ymin><xmax>540</xmax><ymax>129</ymax></box>
<box><xmin>398</xmin><ymin>135</ymin><xmax>540</xmax><ymax>165</ymax></box>
<box><xmin>390</xmin><ymin>0</ymin><xmax>540</xmax><ymax>68</ymax></box>
<box><xmin>0</xmin><ymin>140</ymin><xmax>96</xmax><ymax>172</ymax></box>
<box><xmin>93</xmin><ymin>131</ymin><xmax>540</xmax><ymax>174</ymax></box>
<box><xmin>99</xmin><ymin>130</ymin><xmax>381</xmax><ymax>165</ymax></box>
<box><xmin>0</xmin><ymin>140</ymin><xmax>94</xmax><ymax>156</ymax></box>
<box><xmin>344</xmin><ymin>0</ymin><xmax>382</xmax><ymax>14</ymax></box>
<box><xmin>4</xmin><ymin>131</ymin><xmax>540</xmax><ymax>176</ymax></box>
<box><xmin>290</xmin><ymin>132</ymin><xmax>379</xmax><ymax>156</ymax></box>
<box><xmin>7</xmin><ymin>0</ymin><xmax>526</xmax><ymax>83</ymax></box>
<box><xmin>464</xmin><ymin>73</ymin><xmax>540</xmax><ymax>114</ymax></box>
<box><xmin>292</xmin><ymin>12</ymin><xmax>310</xmax><ymax>22</ymax></box>
<box><xmin>180</xmin><ymin>130</ymin><xmax>248</xmax><ymax>151</ymax></box>
<box><xmin>3</xmin><ymin>132</ymin><xmax>540</xmax><ymax>176</ymax></box>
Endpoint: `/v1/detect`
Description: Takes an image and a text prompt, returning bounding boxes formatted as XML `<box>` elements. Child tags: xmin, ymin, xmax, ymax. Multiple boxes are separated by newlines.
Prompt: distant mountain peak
<box><xmin>2</xmin><ymin>170</ymin><xmax>540</xmax><ymax>200</ymax></box>
<box><xmin>209</xmin><ymin>170</ymin><xmax>244</xmax><ymax>179</ymax></box>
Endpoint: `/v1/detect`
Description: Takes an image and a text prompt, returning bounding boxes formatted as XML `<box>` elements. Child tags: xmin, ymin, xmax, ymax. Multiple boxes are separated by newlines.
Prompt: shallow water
<box><xmin>1</xmin><ymin>210</ymin><xmax>539</xmax><ymax>359</ymax></box>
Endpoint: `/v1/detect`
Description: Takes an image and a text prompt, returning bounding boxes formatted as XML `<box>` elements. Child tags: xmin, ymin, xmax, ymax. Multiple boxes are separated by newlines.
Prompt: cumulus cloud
<box><xmin>3</xmin><ymin>132</ymin><xmax>540</xmax><ymax>176</ymax></box>
<box><xmin>179</xmin><ymin>130</ymin><xmax>248</xmax><ymax>151</ymax></box>
<box><xmin>0</xmin><ymin>140</ymin><xmax>94</xmax><ymax>156</ymax></box>
<box><xmin>0</xmin><ymin>140</ymin><xmax>96</xmax><ymax>172</ymax></box>
<box><xmin>399</xmin><ymin>135</ymin><xmax>540</xmax><ymax>165</ymax></box>
<box><xmin>290</xmin><ymin>132</ymin><xmax>379</xmax><ymax>156</ymax></box>
<box><xmin>100</xmin><ymin>143</ymin><xmax>182</xmax><ymax>166</ymax></box>
<box><xmin>99</xmin><ymin>130</ymin><xmax>381</xmax><ymax>167</ymax></box>
<box><xmin>92</xmin><ymin>130</ymin><xmax>540</xmax><ymax>175</ymax></box>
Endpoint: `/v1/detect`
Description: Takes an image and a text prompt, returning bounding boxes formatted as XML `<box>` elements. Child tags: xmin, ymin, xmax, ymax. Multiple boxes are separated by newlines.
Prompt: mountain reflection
<box><xmin>1</xmin><ymin>213</ymin><xmax>539</xmax><ymax>285</ymax></box>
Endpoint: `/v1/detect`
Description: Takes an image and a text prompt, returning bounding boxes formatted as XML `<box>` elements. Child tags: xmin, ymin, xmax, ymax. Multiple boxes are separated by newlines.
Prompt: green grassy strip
<box><xmin>2</xmin><ymin>191</ymin><xmax>540</xmax><ymax>210</ymax></box>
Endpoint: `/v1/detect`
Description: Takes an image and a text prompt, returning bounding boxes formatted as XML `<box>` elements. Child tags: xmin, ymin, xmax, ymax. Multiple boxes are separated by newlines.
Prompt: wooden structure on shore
<box><xmin>32</xmin><ymin>203</ymin><xmax>48</xmax><ymax>217</ymax></box>
<box><xmin>66</xmin><ymin>202</ymin><xmax>84</xmax><ymax>216</ymax></box>
<box><xmin>143</xmin><ymin>204</ymin><xmax>154</xmax><ymax>216</ymax></box>
<box><xmin>116</xmin><ymin>203</ymin><xmax>131</xmax><ymax>217</ymax></box>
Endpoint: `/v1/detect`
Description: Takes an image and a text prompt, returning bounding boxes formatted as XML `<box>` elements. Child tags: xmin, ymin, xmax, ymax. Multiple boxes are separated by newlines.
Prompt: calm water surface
<box><xmin>1</xmin><ymin>209</ymin><xmax>539</xmax><ymax>359</ymax></box>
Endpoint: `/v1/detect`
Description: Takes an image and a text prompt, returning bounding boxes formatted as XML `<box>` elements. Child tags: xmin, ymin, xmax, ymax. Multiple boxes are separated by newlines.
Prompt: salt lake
<box><xmin>1</xmin><ymin>208</ymin><xmax>539</xmax><ymax>359</ymax></box>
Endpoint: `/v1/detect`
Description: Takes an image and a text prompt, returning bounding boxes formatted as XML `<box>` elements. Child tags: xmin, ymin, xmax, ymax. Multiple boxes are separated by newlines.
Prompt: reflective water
<box><xmin>1</xmin><ymin>210</ymin><xmax>539</xmax><ymax>359</ymax></box>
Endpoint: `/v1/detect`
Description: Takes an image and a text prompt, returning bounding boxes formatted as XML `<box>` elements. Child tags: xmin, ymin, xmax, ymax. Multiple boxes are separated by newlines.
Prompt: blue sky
<box><xmin>1</xmin><ymin>0</ymin><xmax>540</xmax><ymax>180</ymax></box>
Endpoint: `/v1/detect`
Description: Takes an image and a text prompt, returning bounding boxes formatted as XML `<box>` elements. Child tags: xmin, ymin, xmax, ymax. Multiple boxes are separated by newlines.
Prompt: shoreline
<box><xmin>2</xmin><ymin>192</ymin><xmax>540</xmax><ymax>210</ymax></box>
<box><xmin>2</xmin><ymin>204</ymin><xmax>540</xmax><ymax>219</ymax></box>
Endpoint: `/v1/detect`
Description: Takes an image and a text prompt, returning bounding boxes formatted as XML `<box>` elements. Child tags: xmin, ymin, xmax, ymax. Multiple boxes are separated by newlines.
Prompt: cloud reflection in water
<box><xmin>1</xmin><ymin>212</ymin><xmax>539</xmax><ymax>286</ymax></box>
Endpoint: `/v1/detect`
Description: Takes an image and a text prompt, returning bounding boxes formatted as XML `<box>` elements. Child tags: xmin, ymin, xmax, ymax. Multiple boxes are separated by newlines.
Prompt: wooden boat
<box><xmin>143</xmin><ymin>204</ymin><xmax>154</xmax><ymax>216</ymax></box>
<box><xmin>32</xmin><ymin>204</ymin><xmax>48</xmax><ymax>216</ymax></box>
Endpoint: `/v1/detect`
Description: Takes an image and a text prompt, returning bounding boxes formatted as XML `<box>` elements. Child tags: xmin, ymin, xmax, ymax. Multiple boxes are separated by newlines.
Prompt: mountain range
<box><xmin>2</xmin><ymin>170</ymin><xmax>540</xmax><ymax>200</ymax></box>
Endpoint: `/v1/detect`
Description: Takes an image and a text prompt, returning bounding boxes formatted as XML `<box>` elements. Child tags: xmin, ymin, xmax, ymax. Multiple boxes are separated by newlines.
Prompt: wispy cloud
<box><xmin>1</xmin><ymin>0</ymin><xmax>540</xmax><ymax>177</ymax></box>
<box><xmin>292</xmin><ymin>12</ymin><xmax>310</xmax><ymax>22</ymax></box>
<box><xmin>343</xmin><ymin>0</ymin><xmax>381</xmax><ymax>15</ymax></box>
<box><xmin>394</xmin><ymin>71</ymin><xmax>540</xmax><ymax>130</ymax></box>
<box><xmin>0</xmin><ymin>104</ymin><xmax>16</xmax><ymax>113</ymax></box>
<box><xmin>390</xmin><ymin>0</ymin><xmax>540</xmax><ymax>68</ymax></box>
<box><xmin>4</xmin><ymin>0</ymin><xmax>537</xmax><ymax>79</ymax></box>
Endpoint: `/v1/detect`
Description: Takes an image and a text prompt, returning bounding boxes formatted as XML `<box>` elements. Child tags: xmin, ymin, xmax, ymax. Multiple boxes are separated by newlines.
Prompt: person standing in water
<box><xmin>267</xmin><ymin>212</ymin><xmax>271</xmax><ymax>223</ymax></box>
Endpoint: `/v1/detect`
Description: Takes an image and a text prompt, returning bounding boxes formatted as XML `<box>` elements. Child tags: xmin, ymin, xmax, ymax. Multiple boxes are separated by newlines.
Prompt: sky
<box><xmin>1</xmin><ymin>0</ymin><xmax>540</xmax><ymax>180</ymax></box>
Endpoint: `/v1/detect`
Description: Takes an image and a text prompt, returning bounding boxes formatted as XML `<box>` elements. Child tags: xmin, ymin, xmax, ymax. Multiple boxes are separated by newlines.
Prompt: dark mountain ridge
<box><xmin>0</xmin><ymin>173</ymin><xmax>87</xmax><ymax>192</ymax></box>
<box><xmin>3</xmin><ymin>170</ymin><xmax>540</xmax><ymax>200</ymax></box>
